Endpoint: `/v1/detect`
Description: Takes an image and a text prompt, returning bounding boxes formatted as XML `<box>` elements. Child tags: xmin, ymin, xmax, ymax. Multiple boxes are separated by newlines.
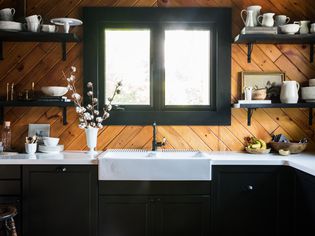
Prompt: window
<box><xmin>84</xmin><ymin>8</ymin><xmax>231</xmax><ymax>125</ymax></box>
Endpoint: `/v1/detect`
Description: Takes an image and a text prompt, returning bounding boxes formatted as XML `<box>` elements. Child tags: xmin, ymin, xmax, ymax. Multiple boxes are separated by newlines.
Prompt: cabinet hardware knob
<box><xmin>248</xmin><ymin>185</ymin><xmax>254</xmax><ymax>190</ymax></box>
<box><xmin>56</xmin><ymin>167</ymin><xmax>67</xmax><ymax>172</ymax></box>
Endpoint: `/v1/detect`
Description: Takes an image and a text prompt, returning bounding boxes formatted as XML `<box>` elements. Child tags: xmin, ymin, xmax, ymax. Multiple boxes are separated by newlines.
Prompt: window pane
<box><xmin>164</xmin><ymin>30</ymin><xmax>210</xmax><ymax>106</ymax></box>
<box><xmin>105</xmin><ymin>29</ymin><xmax>151</xmax><ymax>105</ymax></box>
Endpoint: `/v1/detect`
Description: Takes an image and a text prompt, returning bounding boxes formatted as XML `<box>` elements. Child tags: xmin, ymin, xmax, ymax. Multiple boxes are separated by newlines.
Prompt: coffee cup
<box><xmin>311</xmin><ymin>23</ymin><xmax>315</xmax><ymax>34</ymax></box>
<box><xmin>24</xmin><ymin>21</ymin><xmax>40</xmax><ymax>32</ymax></box>
<box><xmin>25</xmin><ymin>15</ymin><xmax>42</xmax><ymax>24</ymax></box>
<box><xmin>275</xmin><ymin>15</ymin><xmax>290</xmax><ymax>26</ymax></box>
<box><xmin>41</xmin><ymin>24</ymin><xmax>57</xmax><ymax>33</ymax></box>
<box><xmin>0</xmin><ymin>8</ymin><xmax>15</xmax><ymax>21</ymax></box>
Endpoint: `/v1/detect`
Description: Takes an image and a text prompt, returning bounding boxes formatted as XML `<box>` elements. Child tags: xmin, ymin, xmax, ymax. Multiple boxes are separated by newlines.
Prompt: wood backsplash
<box><xmin>1</xmin><ymin>0</ymin><xmax>315</xmax><ymax>152</ymax></box>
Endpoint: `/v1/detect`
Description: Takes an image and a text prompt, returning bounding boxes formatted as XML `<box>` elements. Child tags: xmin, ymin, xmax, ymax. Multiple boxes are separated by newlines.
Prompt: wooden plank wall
<box><xmin>1</xmin><ymin>0</ymin><xmax>315</xmax><ymax>152</ymax></box>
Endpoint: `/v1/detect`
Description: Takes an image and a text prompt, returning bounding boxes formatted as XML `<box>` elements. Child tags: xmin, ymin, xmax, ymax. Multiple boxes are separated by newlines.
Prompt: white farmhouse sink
<box><xmin>98</xmin><ymin>150</ymin><xmax>211</xmax><ymax>181</ymax></box>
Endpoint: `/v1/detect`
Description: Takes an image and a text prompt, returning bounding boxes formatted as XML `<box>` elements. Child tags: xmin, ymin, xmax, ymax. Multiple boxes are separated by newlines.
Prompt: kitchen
<box><xmin>0</xmin><ymin>0</ymin><xmax>315</xmax><ymax>236</ymax></box>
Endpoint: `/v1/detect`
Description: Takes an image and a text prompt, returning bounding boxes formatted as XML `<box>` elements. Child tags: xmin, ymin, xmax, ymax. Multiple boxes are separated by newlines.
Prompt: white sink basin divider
<box><xmin>98</xmin><ymin>149</ymin><xmax>212</xmax><ymax>181</ymax></box>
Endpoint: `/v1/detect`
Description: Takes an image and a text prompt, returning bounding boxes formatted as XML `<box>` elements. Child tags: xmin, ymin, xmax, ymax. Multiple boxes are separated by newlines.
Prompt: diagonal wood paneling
<box><xmin>1</xmin><ymin>0</ymin><xmax>315</xmax><ymax>152</ymax></box>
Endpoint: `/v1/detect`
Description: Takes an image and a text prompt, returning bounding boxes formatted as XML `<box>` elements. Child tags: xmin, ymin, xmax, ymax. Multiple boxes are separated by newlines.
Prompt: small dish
<box><xmin>38</xmin><ymin>144</ymin><xmax>64</xmax><ymax>153</ymax></box>
<box><xmin>279</xmin><ymin>24</ymin><xmax>300</xmax><ymax>34</ymax></box>
<box><xmin>301</xmin><ymin>87</ymin><xmax>315</xmax><ymax>101</ymax></box>
<box><xmin>245</xmin><ymin>147</ymin><xmax>271</xmax><ymax>154</ymax></box>
<box><xmin>252</xmin><ymin>88</ymin><xmax>267</xmax><ymax>100</ymax></box>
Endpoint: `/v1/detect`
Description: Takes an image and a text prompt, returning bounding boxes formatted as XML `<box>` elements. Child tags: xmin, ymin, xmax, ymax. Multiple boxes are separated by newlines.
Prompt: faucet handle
<box><xmin>162</xmin><ymin>137</ymin><xmax>167</xmax><ymax>145</ymax></box>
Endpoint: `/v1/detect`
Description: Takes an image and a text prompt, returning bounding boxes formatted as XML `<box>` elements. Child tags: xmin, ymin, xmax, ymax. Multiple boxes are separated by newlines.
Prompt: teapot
<box><xmin>280</xmin><ymin>81</ymin><xmax>300</xmax><ymax>104</ymax></box>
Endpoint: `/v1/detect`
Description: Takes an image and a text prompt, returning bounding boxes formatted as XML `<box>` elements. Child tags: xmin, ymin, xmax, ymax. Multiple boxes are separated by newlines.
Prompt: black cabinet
<box><xmin>99</xmin><ymin>181</ymin><xmax>211</xmax><ymax>236</ymax></box>
<box><xmin>295</xmin><ymin>169</ymin><xmax>315</xmax><ymax>235</ymax></box>
<box><xmin>212</xmin><ymin>166</ymin><xmax>294</xmax><ymax>236</ymax></box>
<box><xmin>22</xmin><ymin>165</ymin><xmax>97</xmax><ymax>236</ymax></box>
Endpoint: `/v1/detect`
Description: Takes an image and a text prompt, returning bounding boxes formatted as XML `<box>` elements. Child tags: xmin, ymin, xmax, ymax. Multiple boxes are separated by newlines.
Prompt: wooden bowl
<box><xmin>269</xmin><ymin>142</ymin><xmax>307</xmax><ymax>154</ymax></box>
<box><xmin>252</xmin><ymin>88</ymin><xmax>267</xmax><ymax>100</ymax></box>
<box><xmin>245</xmin><ymin>147</ymin><xmax>271</xmax><ymax>154</ymax></box>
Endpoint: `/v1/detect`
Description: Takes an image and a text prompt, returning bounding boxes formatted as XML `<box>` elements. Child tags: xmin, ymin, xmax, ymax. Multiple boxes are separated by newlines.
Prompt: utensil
<box><xmin>270</xmin><ymin>141</ymin><xmax>307</xmax><ymax>154</ymax></box>
<box><xmin>279</xmin><ymin>24</ymin><xmax>300</xmax><ymax>34</ymax></box>
<box><xmin>294</xmin><ymin>20</ymin><xmax>310</xmax><ymax>34</ymax></box>
<box><xmin>241</xmin><ymin>5</ymin><xmax>261</xmax><ymax>26</ymax></box>
<box><xmin>280</xmin><ymin>81</ymin><xmax>300</xmax><ymax>104</ymax></box>
<box><xmin>50</xmin><ymin>18</ymin><xmax>82</xmax><ymax>33</ymax></box>
<box><xmin>257</xmin><ymin>13</ymin><xmax>275</xmax><ymax>27</ymax></box>
<box><xmin>0</xmin><ymin>8</ymin><xmax>15</xmax><ymax>21</ymax></box>
<box><xmin>274</xmin><ymin>15</ymin><xmax>290</xmax><ymax>26</ymax></box>
<box><xmin>41</xmin><ymin>86</ymin><xmax>68</xmax><ymax>96</ymax></box>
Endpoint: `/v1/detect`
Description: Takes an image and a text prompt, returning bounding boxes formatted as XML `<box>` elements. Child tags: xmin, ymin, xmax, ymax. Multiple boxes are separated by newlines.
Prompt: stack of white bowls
<box><xmin>38</xmin><ymin>137</ymin><xmax>64</xmax><ymax>153</ymax></box>
<box><xmin>302</xmin><ymin>79</ymin><xmax>315</xmax><ymax>102</ymax></box>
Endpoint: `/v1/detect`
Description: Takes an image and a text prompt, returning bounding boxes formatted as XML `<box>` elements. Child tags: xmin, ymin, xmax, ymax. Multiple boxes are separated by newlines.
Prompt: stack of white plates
<box><xmin>38</xmin><ymin>145</ymin><xmax>64</xmax><ymax>154</ymax></box>
<box><xmin>0</xmin><ymin>21</ymin><xmax>23</xmax><ymax>31</ymax></box>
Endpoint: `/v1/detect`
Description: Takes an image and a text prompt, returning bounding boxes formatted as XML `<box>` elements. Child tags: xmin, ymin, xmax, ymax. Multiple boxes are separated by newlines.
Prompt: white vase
<box><xmin>85</xmin><ymin>127</ymin><xmax>99</xmax><ymax>154</ymax></box>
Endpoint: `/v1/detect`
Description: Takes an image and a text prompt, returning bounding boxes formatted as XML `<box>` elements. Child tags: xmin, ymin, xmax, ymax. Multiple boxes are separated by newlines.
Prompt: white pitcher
<box><xmin>241</xmin><ymin>10</ymin><xmax>255</xmax><ymax>27</ymax></box>
<box><xmin>257</xmin><ymin>13</ymin><xmax>275</xmax><ymax>27</ymax></box>
<box><xmin>294</xmin><ymin>20</ymin><xmax>310</xmax><ymax>34</ymax></box>
<box><xmin>280</xmin><ymin>81</ymin><xmax>300</xmax><ymax>104</ymax></box>
<box><xmin>241</xmin><ymin>5</ymin><xmax>261</xmax><ymax>26</ymax></box>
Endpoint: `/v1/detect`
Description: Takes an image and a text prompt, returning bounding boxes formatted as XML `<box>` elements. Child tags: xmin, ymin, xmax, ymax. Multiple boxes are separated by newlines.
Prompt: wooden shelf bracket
<box><xmin>247</xmin><ymin>43</ymin><xmax>253</xmax><ymax>63</ymax></box>
<box><xmin>310</xmin><ymin>44</ymin><xmax>314</xmax><ymax>63</ymax></box>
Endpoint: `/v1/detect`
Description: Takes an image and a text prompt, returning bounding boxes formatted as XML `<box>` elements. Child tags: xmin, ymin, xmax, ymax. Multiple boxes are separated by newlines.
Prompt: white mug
<box><xmin>41</xmin><ymin>24</ymin><xmax>57</xmax><ymax>33</ymax></box>
<box><xmin>310</xmin><ymin>23</ymin><xmax>315</xmax><ymax>34</ymax></box>
<box><xmin>0</xmin><ymin>8</ymin><xmax>15</xmax><ymax>21</ymax></box>
<box><xmin>257</xmin><ymin>13</ymin><xmax>275</xmax><ymax>27</ymax></box>
<box><xmin>275</xmin><ymin>15</ymin><xmax>290</xmax><ymax>26</ymax></box>
<box><xmin>25</xmin><ymin>21</ymin><xmax>40</xmax><ymax>32</ymax></box>
<box><xmin>25</xmin><ymin>143</ymin><xmax>37</xmax><ymax>154</ymax></box>
<box><xmin>25</xmin><ymin>15</ymin><xmax>42</xmax><ymax>24</ymax></box>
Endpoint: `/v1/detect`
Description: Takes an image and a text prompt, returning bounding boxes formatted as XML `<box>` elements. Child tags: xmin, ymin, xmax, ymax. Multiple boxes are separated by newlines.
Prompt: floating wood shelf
<box><xmin>0</xmin><ymin>100</ymin><xmax>74</xmax><ymax>125</ymax></box>
<box><xmin>232</xmin><ymin>102</ymin><xmax>315</xmax><ymax>126</ymax></box>
<box><xmin>0</xmin><ymin>31</ymin><xmax>80</xmax><ymax>60</ymax></box>
<box><xmin>234</xmin><ymin>34</ymin><xmax>315</xmax><ymax>63</ymax></box>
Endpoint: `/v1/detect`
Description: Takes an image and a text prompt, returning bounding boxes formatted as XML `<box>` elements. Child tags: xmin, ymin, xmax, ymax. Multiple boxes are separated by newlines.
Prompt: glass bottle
<box><xmin>2</xmin><ymin>121</ymin><xmax>12</xmax><ymax>151</ymax></box>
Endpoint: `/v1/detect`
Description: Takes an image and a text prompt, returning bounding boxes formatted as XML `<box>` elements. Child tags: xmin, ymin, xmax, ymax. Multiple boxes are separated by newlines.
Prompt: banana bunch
<box><xmin>246</xmin><ymin>137</ymin><xmax>267</xmax><ymax>150</ymax></box>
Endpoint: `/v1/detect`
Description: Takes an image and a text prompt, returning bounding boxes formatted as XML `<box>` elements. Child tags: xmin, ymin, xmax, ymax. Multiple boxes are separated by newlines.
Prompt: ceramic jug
<box><xmin>257</xmin><ymin>13</ymin><xmax>275</xmax><ymax>27</ymax></box>
<box><xmin>241</xmin><ymin>5</ymin><xmax>261</xmax><ymax>26</ymax></box>
<box><xmin>241</xmin><ymin>10</ymin><xmax>255</xmax><ymax>27</ymax></box>
<box><xmin>294</xmin><ymin>20</ymin><xmax>310</xmax><ymax>34</ymax></box>
<box><xmin>280</xmin><ymin>81</ymin><xmax>300</xmax><ymax>104</ymax></box>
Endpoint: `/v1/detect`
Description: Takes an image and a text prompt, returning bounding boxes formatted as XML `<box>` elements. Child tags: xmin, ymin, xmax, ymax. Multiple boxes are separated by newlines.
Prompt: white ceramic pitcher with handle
<box><xmin>241</xmin><ymin>5</ymin><xmax>261</xmax><ymax>26</ymax></box>
<box><xmin>280</xmin><ymin>81</ymin><xmax>300</xmax><ymax>104</ymax></box>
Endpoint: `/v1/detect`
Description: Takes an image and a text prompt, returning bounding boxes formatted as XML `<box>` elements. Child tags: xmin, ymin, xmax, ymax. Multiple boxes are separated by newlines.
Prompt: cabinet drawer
<box><xmin>0</xmin><ymin>166</ymin><xmax>21</xmax><ymax>179</ymax></box>
<box><xmin>0</xmin><ymin>180</ymin><xmax>21</xmax><ymax>195</ymax></box>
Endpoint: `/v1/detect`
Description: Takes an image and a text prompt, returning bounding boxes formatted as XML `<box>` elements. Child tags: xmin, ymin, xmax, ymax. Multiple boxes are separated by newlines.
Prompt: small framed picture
<box><xmin>28</xmin><ymin>124</ymin><xmax>50</xmax><ymax>143</ymax></box>
<box><xmin>241</xmin><ymin>72</ymin><xmax>285</xmax><ymax>102</ymax></box>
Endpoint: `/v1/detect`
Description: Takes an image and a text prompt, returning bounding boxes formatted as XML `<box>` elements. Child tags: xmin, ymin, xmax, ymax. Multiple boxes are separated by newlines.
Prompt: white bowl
<box><xmin>43</xmin><ymin>137</ymin><xmax>60</xmax><ymax>147</ymax></box>
<box><xmin>302</xmin><ymin>87</ymin><xmax>315</xmax><ymax>101</ymax></box>
<box><xmin>309</xmin><ymin>79</ymin><xmax>315</xmax><ymax>87</ymax></box>
<box><xmin>280</xmin><ymin>24</ymin><xmax>300</xmax><ymax>34</ymax></box>
<box><xmin>41</xmin><ymin>86</ymin><xmax>68</xmax><ymax>97</ymax></box>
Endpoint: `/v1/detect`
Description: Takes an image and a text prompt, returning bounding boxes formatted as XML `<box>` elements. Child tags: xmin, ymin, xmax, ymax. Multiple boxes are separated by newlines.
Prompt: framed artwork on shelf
<box><xmin>28</xmin><ymin>124</ymin><xmax>50</xmax><ymax>144</ymax></box>
<box><xmin>241</xmin><ymin>71</ymin><xmax>285</xmax><ymax>102</ymax></box>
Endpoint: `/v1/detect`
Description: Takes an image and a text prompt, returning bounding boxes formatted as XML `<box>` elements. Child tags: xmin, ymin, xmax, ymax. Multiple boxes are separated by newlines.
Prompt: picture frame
<box><xmin>241</xmin><ymin>71</ymin><xmax>285</xmax><ymax>102</ymax></box>
<box><xmin>28</xmin><ymin>124</ymin><xmax>50</xmax><ymax>144</ymax></box>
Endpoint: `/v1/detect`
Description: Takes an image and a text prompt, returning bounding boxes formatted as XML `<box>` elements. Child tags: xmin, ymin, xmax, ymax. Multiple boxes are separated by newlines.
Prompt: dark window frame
<box><xmin>83</xmin><ymin>7</ymin><xmax>231</xmax><ymax>125</ymax></box>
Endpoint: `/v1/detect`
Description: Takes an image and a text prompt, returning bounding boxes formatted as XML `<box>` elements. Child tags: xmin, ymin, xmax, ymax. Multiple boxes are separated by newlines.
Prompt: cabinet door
<box><xmin>212</xmin><ymin>166</ymin><xmax>281</xmax><ymax>236</ymax></box>
<box><xmin>295</xmin><ymin>170</ymin><xmax>315</xmax><ymax>235</ymax></box>
<box><xmin>22</xmin><ymin>165</ymin><xmax>97</xmax><ymax>236</ymax></box>
<box><xmin>154</xmin><ymin>196</ymin><xmax>210</xmax><ymax>236</ymax></box>
<box><xmin>99</xmin><ymin>196</ymin><xmax>151</xmax><ymax>236</ymax></box>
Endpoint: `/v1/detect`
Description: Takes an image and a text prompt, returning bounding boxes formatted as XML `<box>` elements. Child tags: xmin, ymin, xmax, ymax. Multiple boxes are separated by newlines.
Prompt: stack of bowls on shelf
<box><xmin>0</xmin><ymin>8</ymin><xmax>23</xmax><ymax>32</ymax></box>
<box><xmin>301</xmin><ymin>79</ymin><xmax>315</xmax><ymax>102</ymax></box>
<box><xmin>38</xmin><ymin>137</ymin><xmax>64</xmax><ymax>153</ymax></box>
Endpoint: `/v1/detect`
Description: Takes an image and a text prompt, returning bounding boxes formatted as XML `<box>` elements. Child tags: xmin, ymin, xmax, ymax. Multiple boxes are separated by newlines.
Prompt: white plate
<box><xmin>38</xmin><ymin>144</ymin><xmax>64</xmax><ymax>153</ymax></box>
<box><xmin>0</xmin><ymin>21</ymin><xmax>23</xmax><ymax>32</ymax></box>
